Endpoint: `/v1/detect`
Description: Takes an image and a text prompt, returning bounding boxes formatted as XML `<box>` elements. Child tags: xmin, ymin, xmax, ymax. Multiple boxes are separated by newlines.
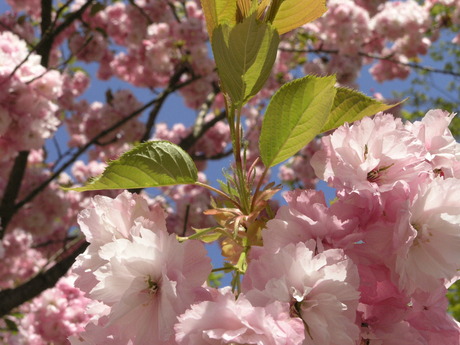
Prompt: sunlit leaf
<box><xmin>212</xmin><ymin>13</ymin><xmax>279</xmax><ymax>106</ymax></box>
<box><xmin>321</xmin><ymin>87</ymin><xmax>402</xmax><ymax>132</ymax></box>
<box><xmin>260</xmin><ymin>75</ymin><xmax>336</xmax><ymax>167</ymax></box>
<box><xmin>201</xmin><ymin>0</ymin><xmax>237</xmax><ymax>40</ymax></box>
<box><xmin>64</xmin><ymin>141</ymin><xmax>198</xmax><ymax>192</ymax></box>
<box><xmin>273</xmin><ymin>0</ymin><xmax>327</xmax><ymax>35</ymax></box>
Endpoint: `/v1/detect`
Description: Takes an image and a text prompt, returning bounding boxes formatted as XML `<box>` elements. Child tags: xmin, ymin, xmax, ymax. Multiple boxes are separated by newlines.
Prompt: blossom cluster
<box><xmin>64</xmin><ymin>109</ymin><xmax>460</xmax><ymax>345</ymax></box>
<box><xmin>1</xmin><ymin>276</ymin><xmax>91</xmax><ymax>345</ymax></box>
<box><xmin>299</xmin><ymin>0</ymin><xmax>459</xmax><ymax>85</ymax></box>
<box><xmin>0</xmin><ymin>31</ymin><xmax>63</xmax><ymax>161</ymax></box>
<box><xmin>0</xmin><ymin>0</ymin><xmax>459</xmax><ymax>344</ymax></box>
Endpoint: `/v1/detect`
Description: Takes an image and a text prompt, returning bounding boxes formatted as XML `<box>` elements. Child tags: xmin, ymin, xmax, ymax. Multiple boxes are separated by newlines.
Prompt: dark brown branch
<box><xmin>0</xmin><ymin>151</ymin><xmax>29</xmax><ymax>238</ymax></box>
<box><xmin>0</xmin><ymin>241</ymin><xmax>88</xmax><ymax>318</ymax></box>
<box><xmin>180</xmin><ymin>82</ymin><xmax>225</xmax><ymax>152</ymax></box>
<box><xmin>37</xmin><ymin>0</ymin><xmax>53</xmax><ymax>67</ymax></box>
<box><xmin>128</xmin><ymin>0</ymin><xmax>153</xmax><ymax>24</ymax></box>
<box><xmin>14</xmin><ymin>97</ymin><xmax>162</xmax><ymax>212</ymax></box>
<box><xmin>51</xmin><ymin>0</ymin><xmax>94</xmax><ymax>42</ymax></box>
<box><xmin>280</xmin><ymin>47</ymin><xmax>460</xmax><ymax>78</ymax></box>
<box><xmin>14</xmin><ymin>76</ymin><xmax>197</xmax><ymax>212</ymax></box>
<box><xmin>140</xmin><ymin>65</ymin><xmax>192</xmax><ymax>143</ymax></box>
<box><xmin>191</xmin><ymin>149</ymin><xmax>233</xmax><ymax>161</ymax></box>
<box><xmin>4</xmin><ymin>0</ymin><xmax>93</xmax><ymax>82</ymax></box>
<box><xmin>180</xmin><ymin>110</ymin><xmax>226</xmax><ymax>151</ymax></box>
<box><xmin>0</xmin><ymin>1</ymin><xmax>96</xmax><ymax>236</ymax></box>
<box><xmin>0</xmin><ymin>0</ymin><xmax>57</xmax><ymax>236</ymax></box>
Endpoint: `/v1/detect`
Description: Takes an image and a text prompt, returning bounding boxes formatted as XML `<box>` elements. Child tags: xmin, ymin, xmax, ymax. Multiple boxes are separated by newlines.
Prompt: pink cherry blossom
<box><xmin>74</xmin><ymin>191</ymin><xmax>211</xmax><ymax>344</ymax></box>
<box><xmin>262</xmin><ymin>189</ymin><xmax>360</xmax><ymax>254</ymax></box>
<box><xmin>15</xmin><ymin>276</ymin><xmax>91</xmax><ymax>345</ymax></box>
<box><xmin>405</xmin><ymin>109</ymin><xmax>460</xmax><ymax>177</ymax></box>
<box><xmin>370</xmin><ymin>0</ymin><xmax>430</xmax><ymax>41</ymax></box>
<box><xmin>393</xmin><ymin>177</ymin><xmax>460</xmax><ymax>293</ymax></box>
<box><xmin>0</xmin><ymin>31</ymin><xmax>63</xmax><ymax>160</ymax></box>
<box><xmin>0</xmin><ymin>228</ymin><xmax>45</xmax><ymax>289</ymax></box>
<box><xmin>85</xmin><ymin>226</ymin><xmax>210</xmax><ymax>344</ymax></box>
<box><xmin>73</xmin><ymin>190</ymin><xmax>166</xmax><ymax>293</ymax></box>
<box><xmin>243</xmin><ymin>241</ymin><xmax>360</xmax><ymax>345</ymax></box>
<box><xmin>407</xmin><ymin>287</ymin><xmax>460</xmax><ymax>343</ymax></box>
<box><xmin>311</xmin><ymin>113</ymin><xmax>432</xmax><ymax>198</ymax></box>
<box><xmin>175</xmin><ymin>287</ymin><xmax>305</xmax><ymax>345</ymax></box>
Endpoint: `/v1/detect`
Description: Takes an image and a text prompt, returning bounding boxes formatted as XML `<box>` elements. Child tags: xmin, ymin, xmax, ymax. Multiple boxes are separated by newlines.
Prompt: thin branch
<box><xmin>51</xmin><ymin>0</ymin><xmax>94</xmax><ymax>42</ymax></box>
<box><xmin>180</xmin><ymin>85</ymin><xmax>226</xmax><ymax>152</ymax></box>
<box><xmin>280</xmin><ymin>47</ymin><xmax>460</xmax><ymax>78</ymax></box>
<box><xmin>167</xmin><ymin>1</ymin><xmax>183</xmax><ymax>23</ymax></box>
<box><xmin>140</xmin><ymin>64</ymin><xmax>192</xmax><ymax>142</ymax></box>
<box><xmin>14</xmin><ymin>76</ymin><xmax>197</xmax><ymax>212</ymax></box>
<box><xmin>52</xmin><ymin>136</ymin><xmax>63</xmax><ymax>159</ymax></box>
<box><xmin>191</xmin><ymin>149</ymin><xmax>233</xmax><ymax>161</ymax></box>
<box><xmin>53</xmin><ymin>0</ymin><xmax>76</xmax><ymax>21</ymax></box>
<box><xmin>3</xmin><ymin>0</ymin><xmax>93</xmax><ymax>83</ymax></box>
<box><xmin>193</xmin><ymin>84</ymin><xmax>219</xmax><ymax>138</ymax></box>
<box><xmin>128</xmin><ymin>0</ymin><xmax>153</xmax><ymax>24</ymax></box>
<box><xmin>13</xmin><ymin>96</ymin><xmax>161</xmax><ymax>212</ymax></box>
<box><xmin>0</xmin><ymin>241</ymin><xmax>88</xmax><ymax>318</ymax></box>
<box><xmin>181</xmin><ymin>205</ymin><xmax>190</xmax><ymax>237</ymax></box>
<box><xmin>26</xmin><ymin>35</ymin><xmax>94</xmax><ymax>84</ymax></box>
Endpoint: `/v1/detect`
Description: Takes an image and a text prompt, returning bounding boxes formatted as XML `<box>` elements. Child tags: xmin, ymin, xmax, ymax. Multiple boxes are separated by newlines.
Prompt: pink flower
<box><xmin>88</xmin><ymin>227</ymin><xmax>211</xmax><ymax>344</ymax></box>
<box><xmin>243</xmin><ymin>241</ymin><xmax>360</xmax><ymax>345</ymax></box>
<box><xmin>407</xmin><ymin>287</ymin><xmax>460</xmax><ymax>343</ymax></box>
<box><xmin>405</xmin><ymin>109</ymin><xmax>460</xmax><ymax>177</ymax></box>
<box><xmin>74</xmin><ymin>190</ymin><xmax>168</xmax><ymax>295</ymax></box>
<box><xmin>311</xmin><ymin>114</ymin><xmax>431</xmax><ymax>197</ymax></box>
<box><xmin>175</xmin><ymin>287</ymin><xmax>305</xmax><ymax>345</ymax></box>
<box><xmin>73</xmin><ymin>191</ymin><xmax>211</xmax><ymax>344</ymax></box>
<box><xmin>393</xmin><ymin>177</ymin><xmax>460</xmax><ymax>293</ymax></box>
<box><xmin>77</xmin><ymin>190</ymin><xmax>165</xmax><ymax>245</ymax></box>
<box><xmin>69</xmin><ymin>301</ymin><xmax>133</xmax><ymax>345</ymax></box>
<box><xmin>262</xmin><ymin>189</ymin><xmax>360</xmax><ymax>253</ymax></box>
<box><xmin>21</xmin><ymin>276</ymin><xmax>91</xmax><ymax>344</ymax></box>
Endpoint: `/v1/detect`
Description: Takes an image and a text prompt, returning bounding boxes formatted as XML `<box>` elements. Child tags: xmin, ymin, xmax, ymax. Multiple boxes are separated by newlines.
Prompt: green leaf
<box><xmin>212</xmin><ymin>13</ymin><xmax>280</xmax><ymax>106</ymax></box>
<box><xmin>4</xmin><ymin>318</ymin><xmax>19</xmax><ymax>332</ymax></box>
<box><xmin>65</xmin><ymin>141</ymin><xmax>198</xmax><ymax>192</ymax></box>
<box><xmin>260</xmin><ymin>75</ymin><xmax>336</xmax><ymax>167</ymax></box>
<box><xmin>207</xmin><ymin>271</ymin><xmax>224</xmax><ymax>288</ymax></box>
<box><xmin>192</xmin><ymin>227</ymin><xmax>225</xmax><ymax>243</ymax></box>
<box><xmin>273</xmin><ymin>0</ymin><xmax>327</xmax><ymax>35</ymax></box>
<box><xmin>90</xmin><ymin>2</ymin><xmax>105</xmax><ymax>16</ymax></box>
<box><xmin>200</xmin><ymin>0</ymin><xmax>237</xmax><ymax>40</ymax></box>
<box><xmin>321</xmin><ymin>87</ymin><xmax>401</xmax><ymax>133</ymax></box>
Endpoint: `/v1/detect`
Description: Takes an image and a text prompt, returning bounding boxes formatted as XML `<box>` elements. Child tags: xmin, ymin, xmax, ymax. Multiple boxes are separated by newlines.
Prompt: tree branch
<box><xmin>180</xmin><ymin>84</ymin><xmax>225</xmax><ymax>152</ymax></box>
<box><xmin>14</xmin><ymin>97</ymin><xmax>161</xmax><ymax>212</ymax></box>
<box><xmin>0</xmin><ymin>241</ymin><xmax>88</xmax><ymax>318</ymax></box>
<box><xmin>140</xmin><ymin>64</ymin><xmax>193</xmax><ymax>143</ymax></box>
<box><xmin>280</xmin><ymin>47</ymin><xmax>460</xmax><ymax>78</ymax></box>
<box><xmin>0</xmin><ymin>151</ymin><xmax>29</xmax><ymax>238</ymax></box>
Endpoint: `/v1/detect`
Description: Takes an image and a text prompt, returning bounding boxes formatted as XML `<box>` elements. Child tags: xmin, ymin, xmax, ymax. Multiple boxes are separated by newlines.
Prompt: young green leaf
<box><xmin>64</xmin><ymin>141</ymin><xmax>198</xmax><ymax>192</ymax></box>
<box><xmin>200</xmin><ymin>0</ymin><xmax>237</xmax><ymax>40</ymax></box>
<box><xmin>321</xmin><ymin>87</ymin><xmax>401</xmax><ymax>133</ymax></box>
<box><xmin>260</xmin><ymin>75</ymin><xmax>336</xmax><ymax>167</ymax></box>
<box><xmin>212</xmin><ymin>13</ymin><xmax>280</xmax><ymax>106</ymax></box>
<box><xmin>272</xmin><ymin>0</ymin><xmax>327</xmax><ymax>35</ymax></box>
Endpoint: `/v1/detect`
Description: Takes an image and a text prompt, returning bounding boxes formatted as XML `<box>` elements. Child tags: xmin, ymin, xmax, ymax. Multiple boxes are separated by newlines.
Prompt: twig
<box><xmin>128</xmin><ymin>0</ymin><xmax>153</xmax><ymax>24</ymax></box>
<box><xmin>140</xmin><ymin>64</ymin><xmax>192</xmax><ymax>142</ymax></box>
<box><xmin>280</xmin><ymin>47</ymin><xmax>460</xmax><ymax>78</ymax></box>
<box><xmin>0</xmin><ymin>241</ymin><xmax>88</xmax><ymax>318</ymax></box>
